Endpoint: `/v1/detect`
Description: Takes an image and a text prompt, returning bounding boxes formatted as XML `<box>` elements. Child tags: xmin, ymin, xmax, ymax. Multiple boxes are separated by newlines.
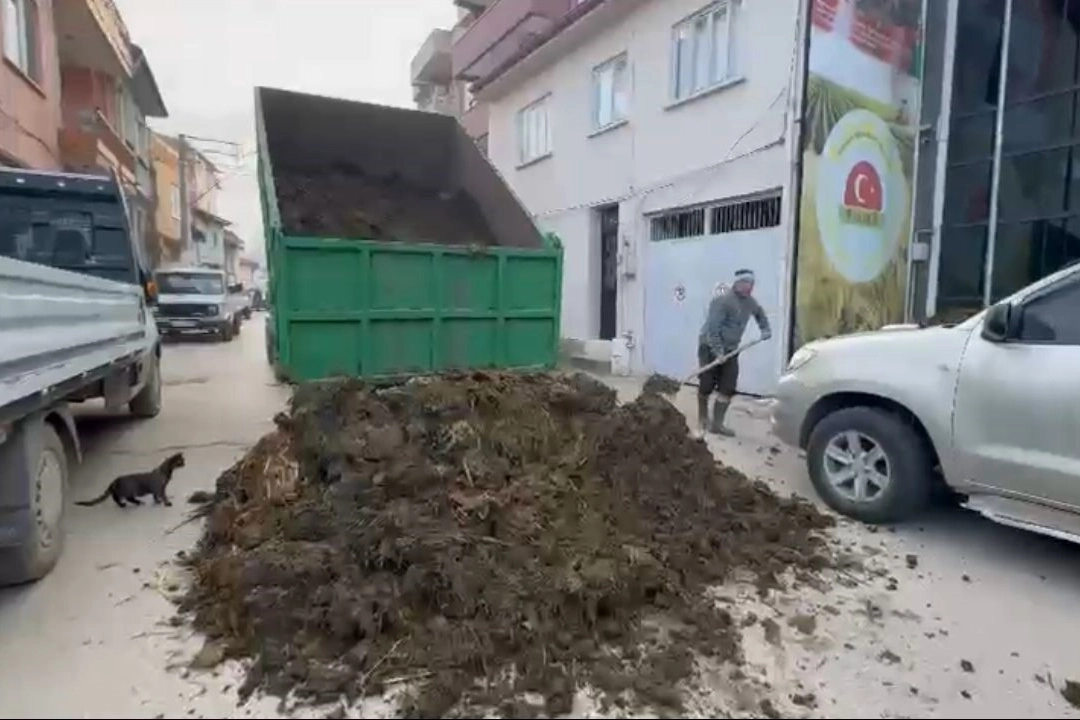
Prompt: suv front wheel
<box><xmin>806</xmin><ymin>406</ymin><xmax>933</xmax><ymax>524</ymax></box>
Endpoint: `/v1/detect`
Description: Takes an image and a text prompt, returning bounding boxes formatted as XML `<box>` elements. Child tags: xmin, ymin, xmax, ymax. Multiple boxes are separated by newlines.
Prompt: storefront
<box><xmin>792</xmin><ymin>0</ymin><xmax>1080</xmax><ymax>348</ymax></box>
<box><xmin>923</xmin><ymin>0</ymin><xmax>1080</xmax><ymax>321</ymax></box>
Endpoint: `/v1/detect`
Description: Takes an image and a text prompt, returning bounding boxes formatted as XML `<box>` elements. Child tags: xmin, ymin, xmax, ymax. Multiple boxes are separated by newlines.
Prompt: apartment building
<box><xmin>0</xmin><ymin>0</ymin><xmax>166</xmax><ymax>267</ymax></box>
<box><xmin>54</xmin><ymin>0</ymin><xmax>167</xmax><ymax>261</ymax></box>
<box><xmin>410</xmin><ymin>1</ymin><xmax>492</xmax><ymax>151</ymax></box>
<box><xmin>454</xmin><ymin>0</ymin><xmax>800</xmax><ymax>392</ymax></box>
<box><xmin>151</xmin><ymin>132</ymin><xmax>231</xmax><ymax>270</ymax></box>
<box><xmin>0</xmin><ymin>0</ymin><xmax>62</xmax><ymax>169</ymax></box>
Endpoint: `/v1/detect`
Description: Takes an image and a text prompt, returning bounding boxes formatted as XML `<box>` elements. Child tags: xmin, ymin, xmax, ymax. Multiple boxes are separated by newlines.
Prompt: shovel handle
<box><xmin>683</xmin><ymin>337</ymin><xmax>765</xmax><ymax>385</ymax></box>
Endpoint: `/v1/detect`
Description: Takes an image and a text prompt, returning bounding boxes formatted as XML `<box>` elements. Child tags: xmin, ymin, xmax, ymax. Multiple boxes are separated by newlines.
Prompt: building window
<box><xmin>672</xmin><ymin>1</ymin><xmax>738</xmax><ymax>102</ymax></box>
<box><xmin>2</xmin><ymin>0</ymin><xmax>40</xmax><ymax>81</ymax></box>
<box><xmin>650</xmin><ymin>208</ymin><xmax>706</xmax><ymax>241</ymax></box>
<box><xmin>171</xmin><ymin>185</ymin><xmax>181</xmax><ymax>221</ymax></box>
<box><xmin>591</xmin><ymin>54</ymin><xmax>629</xmax><ymax>131</ymax></box>
<box><xmin>650</xmin><ymin>193</ymin><xmax>781</xmax><ymax>241</ymax></box>
<box><xmin>709</xmin><ymin>194</ymin><xmax>781</xmax><ymax>233</ymax></box>
<box><xmin>516</xmin><ymin>95</ymin><xmax>552</xmax><ymax>166</ymax></box>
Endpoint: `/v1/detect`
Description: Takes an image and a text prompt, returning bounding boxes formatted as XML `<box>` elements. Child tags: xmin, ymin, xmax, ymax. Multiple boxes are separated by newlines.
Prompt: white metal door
<box><xmin>644</xmin><ymin>227</ymin><xmax>784</xmax><ymax>396</ymax></box>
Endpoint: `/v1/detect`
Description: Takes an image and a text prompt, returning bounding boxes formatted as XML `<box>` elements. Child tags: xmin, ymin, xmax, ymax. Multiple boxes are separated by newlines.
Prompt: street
<box><xmin>0</xmin><ymin>319</ymin><xmax>1079</xmax><ymax>718</ymax></box>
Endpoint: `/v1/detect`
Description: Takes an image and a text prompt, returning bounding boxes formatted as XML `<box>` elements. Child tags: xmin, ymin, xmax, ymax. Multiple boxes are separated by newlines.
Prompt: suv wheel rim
<box><xmin>823</xmin><ymin>430</ymin><xmax>890</xmax><ymax>503</ymax></box>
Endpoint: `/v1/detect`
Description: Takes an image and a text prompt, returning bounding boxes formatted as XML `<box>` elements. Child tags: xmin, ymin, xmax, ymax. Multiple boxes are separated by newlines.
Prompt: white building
<box><xmin>475</xmin><ymin>0</ymin><xmax>802</xmax><ymax>394</ymax></box>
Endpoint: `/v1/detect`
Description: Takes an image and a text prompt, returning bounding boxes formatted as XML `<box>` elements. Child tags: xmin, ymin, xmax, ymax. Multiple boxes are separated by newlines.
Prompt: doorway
<box><xmin>598</xmin><ymin>204</ymin><xmax>619</xmax><ymax>340</ymax></box>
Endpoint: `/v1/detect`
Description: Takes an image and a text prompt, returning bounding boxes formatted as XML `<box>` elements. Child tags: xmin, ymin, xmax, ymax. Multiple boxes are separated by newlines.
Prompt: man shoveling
<box><xmin>696</xmin><ymin>269</ymin><xmax>771</xmax><ymax>437</ymax></box>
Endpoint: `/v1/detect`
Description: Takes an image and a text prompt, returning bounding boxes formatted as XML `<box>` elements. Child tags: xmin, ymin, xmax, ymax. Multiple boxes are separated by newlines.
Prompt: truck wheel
<box><xmin>129</xmin><ymin>353</ymin><xmax>162</xmax><ymax>418</ymax></box>
<box><xmin>0</xmin><ymin>421</ymin><xmax>68</xmax><ymax>585</ymax></box>
<box><xmin>806</xmin><ymin>406</ymin><xmax>932</xmax><ymax>524</ymax></box>
<box><xmin>233</xmin><ymin>316</ymin><xmax>242</xmax><ymax>336</ymax></box>
<box><xmin>220</xmin><ymin>320</ymin><xmax>234</xmax><ymax>343</ymax></box>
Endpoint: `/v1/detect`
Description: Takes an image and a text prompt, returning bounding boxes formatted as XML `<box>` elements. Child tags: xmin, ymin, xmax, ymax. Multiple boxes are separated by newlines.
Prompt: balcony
<box><xmin>54</xmin><ymin>0</ymin><xmax>132</xmax><ymax>77</ymax></box>
<box><xmin>58</xmin><ymin>108</ymin><xmax>136</xmax><ymax>177</ymax></box>
<box><xmin>454</xmin><ymin>0</ymin><xmax>496</xmax><ymax>12</ymax></box>
<box><xmin>452</xmin><ymin>0</ymin><xmax>571</xmax><ymax>82</ymax></box>
<box><xmin>411</xmin><ymin>29</ymin><xmax>452</xmax><ymax>85</ymax></box>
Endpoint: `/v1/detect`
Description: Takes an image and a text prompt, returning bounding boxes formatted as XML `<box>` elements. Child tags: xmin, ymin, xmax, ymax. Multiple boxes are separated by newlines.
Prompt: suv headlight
<box><xmin>207</xmin><ymin>304</ymin><xmax>220</xmax><ymax>316</ymax></box>
<box><xmin>785</xmin><ymin>347</ymin><xmax>817</xmax><ymax>374</ymax></box>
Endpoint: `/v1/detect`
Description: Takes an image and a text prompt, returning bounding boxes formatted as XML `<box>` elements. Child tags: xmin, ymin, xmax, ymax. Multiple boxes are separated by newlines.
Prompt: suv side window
<box><xmin>1018</xmin><ymin>278</ymin><xmax>1080</xmax><ymax>345</ymax></box>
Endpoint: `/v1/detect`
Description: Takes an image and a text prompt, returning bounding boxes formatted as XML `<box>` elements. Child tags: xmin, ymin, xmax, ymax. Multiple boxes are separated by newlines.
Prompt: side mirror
<box><xmin>229</xmin><ymin>282</ymin><xmax>243</xmax><ymax>293</ymax></box>
<box><xmin>141</xmin><ymin>269</ymin><xmax>158</xmax><ymax>305</ymax></box>
<box><xmin>981</xmin><ymin>302</ymin><xmax>1013</xmax><ymax>342</ymax></box>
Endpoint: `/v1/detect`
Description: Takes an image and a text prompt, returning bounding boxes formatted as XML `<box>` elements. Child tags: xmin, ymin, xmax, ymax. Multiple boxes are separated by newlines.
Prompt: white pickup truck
<box><xmin>0</xmin><ymin>168</ymin><xmax>161</xmax><ymax>584</ymax></box>
<box><xmin>773</xmin><ymin>262</ymin><xmax>1080</xmax><ymax>543</ymax></box>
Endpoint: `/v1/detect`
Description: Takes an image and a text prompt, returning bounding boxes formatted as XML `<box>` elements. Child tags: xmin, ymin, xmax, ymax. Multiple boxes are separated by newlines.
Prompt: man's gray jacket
<box><xmin>698</xmin><ymin>292</ymin><xmax>771</xmax><ymax>356</ymax></box>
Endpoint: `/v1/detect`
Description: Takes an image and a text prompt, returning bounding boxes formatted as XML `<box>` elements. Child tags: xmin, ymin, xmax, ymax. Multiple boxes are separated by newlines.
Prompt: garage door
<box><xmin>643</xmin><ymin>212</ymin><xmax>785</xmax><ymax>397</ymax></box>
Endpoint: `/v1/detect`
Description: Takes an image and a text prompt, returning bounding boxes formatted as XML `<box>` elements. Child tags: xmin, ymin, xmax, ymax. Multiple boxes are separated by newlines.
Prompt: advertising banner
<box><xmin>792</xmin><ymin>0</ymin><xmax>923</xmax><ymax>347</ymax></box>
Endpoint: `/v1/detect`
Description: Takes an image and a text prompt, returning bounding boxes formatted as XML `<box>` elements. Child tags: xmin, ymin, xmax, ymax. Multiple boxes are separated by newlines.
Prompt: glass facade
<box><xmin>936</xmin><ymin>0</ymin><xmax>1080</xmax><ymax>317</ymax></box>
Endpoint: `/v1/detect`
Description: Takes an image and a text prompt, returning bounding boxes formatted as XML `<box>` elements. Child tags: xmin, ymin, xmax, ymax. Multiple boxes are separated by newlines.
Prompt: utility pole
<box><xmin>178</xmin><ymin>133</ymin><xmax>191</xmax><ymax>256</ymax></box>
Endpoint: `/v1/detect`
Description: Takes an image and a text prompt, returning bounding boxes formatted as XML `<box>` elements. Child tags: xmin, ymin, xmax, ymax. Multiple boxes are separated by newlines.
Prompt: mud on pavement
<box><xmin>178</xmin><ymin>371</ymin><xmax>835</xmax><ymax>717</ymax></box>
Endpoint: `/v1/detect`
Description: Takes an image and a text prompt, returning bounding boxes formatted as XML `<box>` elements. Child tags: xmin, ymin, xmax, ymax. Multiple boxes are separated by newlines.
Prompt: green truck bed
<box><xmin>255</xmin><ymin>87</ymin><xmax>562</xmax><ymax>382</ymax></box>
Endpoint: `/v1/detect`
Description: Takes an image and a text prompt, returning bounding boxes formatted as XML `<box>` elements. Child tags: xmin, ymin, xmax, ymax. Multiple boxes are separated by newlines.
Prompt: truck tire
<box><xmin>129</xmin><ymin>353</ymin><xmax>162</xmax><ymax>418</ymax></box>
<box><xmin>219</xmin><ymin>319</ymin><xmax>234</xmax><ymax>343</ymax></box>
<box><xmin>0</xmin><ymin>421</ymin><xmax>68</xmax><ymax>585</ymax></box>
<box><xmin>233</xmin><ymin>315</ymin><xmax>242</xmax><ymax>336</ymax></box>
<box><xmin>806</xmin><ymin>406</ymin><xmax>932</xmax><ymax>524</ymax></box>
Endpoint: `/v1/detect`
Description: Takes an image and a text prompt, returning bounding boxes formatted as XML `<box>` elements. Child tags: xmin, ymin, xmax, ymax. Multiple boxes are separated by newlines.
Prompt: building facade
<box><xmin>151</xmin><ymin>132</ymin><xmax>232</xmax><ymax>270</ymax></box>
<box><xmin>410</xmin><ymin>1</ymin><xmax>494</xmax><ymax>151</ymax></box>
<box><xmin>0</xmin><ymin>0</ymin><xmax>63</xmax><ymax>169</ymax></box>
<box><xmin>1</xmin><ymin>0</ymin><xmax>166</xmax><ymax>265</ymax></box>
<box><xmin>53</xmin><ymin>0</ymin><xmax>167</xmax><ymax>265</ymax></box>
<box><xmin>914</xmin><ymin>0</ymin><xmax>1080</xmax><ymax>322</ymax></box>
<box><xmin>150</xmin><ymin>132</ymin><xmax>181</xmax><ymax>266</ymax></box>
<box><xmin>419</xmin><ymin>0</ymin><xmax>1079</xmax><ymax>390</ymax></box>
<box><xmin>464</xmin><ymin>0</ymin><xmax>799</xmax><ymax>392</ymax></box>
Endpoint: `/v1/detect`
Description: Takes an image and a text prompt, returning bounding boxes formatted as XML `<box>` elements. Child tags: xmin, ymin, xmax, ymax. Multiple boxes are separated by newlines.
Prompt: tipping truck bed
<box><xmin>256</xmin><ymin>87</ymin><xmax>563</xmax><ymax>382</ymax></box>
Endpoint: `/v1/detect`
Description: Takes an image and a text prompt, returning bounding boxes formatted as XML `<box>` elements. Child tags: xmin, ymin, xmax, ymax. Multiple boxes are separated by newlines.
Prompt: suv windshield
<box><xmin>157</xmin><ymin>272</ymin><xmax>224</xmax><ymax>295</ymax></box>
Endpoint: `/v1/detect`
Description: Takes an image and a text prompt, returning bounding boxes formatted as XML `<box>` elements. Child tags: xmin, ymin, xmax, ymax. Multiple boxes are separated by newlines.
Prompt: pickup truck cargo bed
<box><xmin>0</xmin><ymin>257</ymin><xmax>149</xmax><ymax>416</ymax></box>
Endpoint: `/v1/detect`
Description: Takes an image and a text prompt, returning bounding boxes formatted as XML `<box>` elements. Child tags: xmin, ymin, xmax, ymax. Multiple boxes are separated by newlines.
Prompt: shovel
<box><xmin>682</xmin><ymin>336</ymin><xmax>767</xmax><ymax>386</ymax></box>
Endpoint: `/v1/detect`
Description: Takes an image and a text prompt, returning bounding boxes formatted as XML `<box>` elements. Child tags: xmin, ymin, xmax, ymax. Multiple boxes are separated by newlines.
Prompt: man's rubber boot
<box><xmin>695</xmin><ymin>394</ymin><xmax>709</xmax><ymax>437</ymax></box>
<box><xmin>710</xmin><ymin>398</ymin><xmax>735</xmax><ymax>437</ymax></box>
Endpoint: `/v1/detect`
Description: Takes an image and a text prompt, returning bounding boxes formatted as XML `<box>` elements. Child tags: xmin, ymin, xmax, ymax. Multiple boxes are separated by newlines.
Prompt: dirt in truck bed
<box><xmin>276</xmin><ymin>168</ymin><xmax>500</xmax><ymax>247</ymax></box>
<box><xmin>179</xmin><ymin>372</ymin><xmax>835</xmax><ymax>718</ymax></box>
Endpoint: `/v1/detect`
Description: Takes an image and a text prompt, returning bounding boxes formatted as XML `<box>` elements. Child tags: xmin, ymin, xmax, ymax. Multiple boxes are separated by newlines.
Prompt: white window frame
<box><xmin>670</xmin><ymin>1</ymin><xmax>739</xmax><ymax>103</ymax></box>
<box><xmin>591</xmin><ymin>53</ymin><xmax>629</xmax><ymax>132</ymax></box>
<box><xmin>2</xmin><ymin>0</ymin><xmax>37</xmax><ymax>80</ymax></box>
<box><xmin>516</xmin><ymin>94</ymin><xmax>552</xmax><ymax>167</ymax></box>
<box><xmin>171</xmin><ymin>185</ymin><xmax>181</xmax><ymax>221</ymax></box>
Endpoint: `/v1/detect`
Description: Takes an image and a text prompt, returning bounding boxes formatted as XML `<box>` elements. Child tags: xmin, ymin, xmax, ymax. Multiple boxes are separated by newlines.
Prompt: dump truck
<box><xmin>254</xmin><ymin>86</ymin><xmax>563</xmax><ymax>382</ymax></box>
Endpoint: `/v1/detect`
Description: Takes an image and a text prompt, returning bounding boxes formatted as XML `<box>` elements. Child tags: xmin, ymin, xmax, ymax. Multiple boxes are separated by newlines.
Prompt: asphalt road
<box><xmin>0</xmin><ymin>320</ymin><xmax>1078</xmax><ymax>718</ymax></box>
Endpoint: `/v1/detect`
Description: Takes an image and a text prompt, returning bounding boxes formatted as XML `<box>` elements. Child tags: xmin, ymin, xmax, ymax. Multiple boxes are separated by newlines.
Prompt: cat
<box><xmin>75</xmin><ymin>452</ymin><xmax>186</xmax><ymax>508</ymax></box>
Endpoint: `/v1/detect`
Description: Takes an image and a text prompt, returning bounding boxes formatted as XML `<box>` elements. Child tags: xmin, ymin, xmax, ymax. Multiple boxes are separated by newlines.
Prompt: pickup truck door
<box><xmin>952</xmin><ymin>275</ymin><xmax>1080</xmax><ymax>508</ymax></box>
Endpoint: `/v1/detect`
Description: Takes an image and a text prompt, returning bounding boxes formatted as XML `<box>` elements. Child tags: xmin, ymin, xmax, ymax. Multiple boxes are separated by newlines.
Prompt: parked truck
<box><xmin>254</xmin><ymin>87</ymin><xmax>563</xmax><ymax>382</ymax></box>
<box><xmin>0</xmin><ymin>168</ymin><xmax>162</xmax><ymax>584</ymax></box>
